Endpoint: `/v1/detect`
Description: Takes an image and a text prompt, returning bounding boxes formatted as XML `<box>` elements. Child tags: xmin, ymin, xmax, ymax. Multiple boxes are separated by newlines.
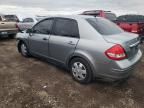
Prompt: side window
<box><xmin>33</xmin><ymin>19</ymin><xmax>53</xmax><ymax>34</ymax></box>
<box><xmin>53</xmin><ymin>18</ymin><xmax>79</xmax><ymax>38</ymax></box>
<box><xmin>23</xmin><ymin>18</ymin><xmax>34</xmax><ymax>23</ymax></box>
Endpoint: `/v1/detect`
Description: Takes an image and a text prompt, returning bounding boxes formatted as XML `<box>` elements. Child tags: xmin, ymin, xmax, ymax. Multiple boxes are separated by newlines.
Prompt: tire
<box><xmin>70</xmin><ymin>58</ymin><xmax>93</xmax><ymax>84</ymax></box>
<box><xmin>20</xmin><ymin>42</ymin><xmax>29</xmax><ymax>57</ymax></box>
<box><xmin>9</xmin><ymin>34</ymin><xmax>16</xmax><ymax>39</ymax></box>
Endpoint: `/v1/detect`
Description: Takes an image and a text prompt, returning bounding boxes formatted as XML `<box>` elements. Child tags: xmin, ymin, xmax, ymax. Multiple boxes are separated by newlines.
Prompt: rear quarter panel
<box><xmin>74</xmin><ymin>38</ymin><xmax>114</xmax><ymax>76</ymax></box>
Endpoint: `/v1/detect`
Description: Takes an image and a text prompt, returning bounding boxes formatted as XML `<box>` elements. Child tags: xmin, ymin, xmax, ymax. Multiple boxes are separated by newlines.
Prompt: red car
<box><xmin>81</xmin><ymin>10</ymin><xmax>117</xmax><ymax>21</ymax></box>
<box><xmin>116</xmin><ymin>15</ymin><xmax>144</xmax><ymax>39</ymax></box>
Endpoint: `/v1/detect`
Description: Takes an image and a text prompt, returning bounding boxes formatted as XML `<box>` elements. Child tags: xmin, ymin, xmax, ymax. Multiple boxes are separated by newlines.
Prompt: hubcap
<box><xmin>72</xmin><ymin>62</ymin><xmax>87</xmax><ymax>81</ymax></box>
<box><xmin>21</xmin><ymin>44</ymin><xmax>27</xmax><ymax>56</ymax></box>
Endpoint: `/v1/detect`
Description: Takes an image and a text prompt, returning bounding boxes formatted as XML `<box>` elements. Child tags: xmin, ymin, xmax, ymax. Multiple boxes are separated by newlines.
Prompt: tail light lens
<box><xmin>16</xmin><ymin>23</ymin><xmax>18</xmax><ymax>28</ymax></box>
<box><xmin>15</xmin><ymin>23</ymin><xmax>19</xmax><ymax>30</ymax></box>
<box><xmin>105</xmin><ymin>44</ymin><xmax>127</xmax><ymax>61</ymax></box>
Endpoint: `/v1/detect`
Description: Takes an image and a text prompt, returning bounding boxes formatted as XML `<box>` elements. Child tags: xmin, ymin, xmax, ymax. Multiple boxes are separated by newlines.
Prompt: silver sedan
<box><xmin>16</xmin><ymin>15</ymin><xmax>142</xmax><ymax>84</ymax></box>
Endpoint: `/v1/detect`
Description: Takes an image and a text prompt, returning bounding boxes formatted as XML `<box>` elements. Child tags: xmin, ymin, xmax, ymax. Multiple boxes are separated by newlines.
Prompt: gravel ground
<box><xmin>0</xmin><ymin>38</ymin><xmax>144</xmax><ymax>108</ymax></box>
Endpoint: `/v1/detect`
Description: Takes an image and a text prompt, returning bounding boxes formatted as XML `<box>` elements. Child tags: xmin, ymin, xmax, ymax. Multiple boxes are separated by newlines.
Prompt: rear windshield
<box><xmin>105</xmin><ymin>13</ymin><xmax>117</xmax><ymax>21</ymax></box>
<box><xmin>87</xmin><ymin>18</ymin><xmax>123</xmax><ymax>35</ymax></box>
<box><xmin>3</xmin><ymin>15</ymin><xmax>19</xmax><ymax>22</ymax></box>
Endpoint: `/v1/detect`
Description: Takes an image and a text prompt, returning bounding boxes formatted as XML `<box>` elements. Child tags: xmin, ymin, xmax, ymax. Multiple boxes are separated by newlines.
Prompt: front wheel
<box><xmin>70</xmin><ymin>58</ymin><xmax>93</xmax><ymax>84</ymax></box>
<box><xmin>20</xmin><ymin>43</ymin><xmax>29</xmax><ymax>57</ymax></box>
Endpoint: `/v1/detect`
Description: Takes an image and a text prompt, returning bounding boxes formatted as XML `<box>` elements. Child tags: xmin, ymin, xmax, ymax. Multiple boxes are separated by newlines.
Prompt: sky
<box><xmin>0</xmin><ymin>0</ymin><xmax>143</xmax><ymax>19</ymax></box>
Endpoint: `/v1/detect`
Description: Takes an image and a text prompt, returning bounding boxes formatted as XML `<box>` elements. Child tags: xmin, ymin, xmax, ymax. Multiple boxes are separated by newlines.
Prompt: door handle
<box><xmin>43</xmin><ymin>38</ymin><xmax>48</xmax><ymax>40</ymax></box>
<box><xmin>1</xmin><ymin>23</ymin><xmax>5</xmax><ymax>24</ymax></box>
<box><xmin>68</xmin><ymin>41</ymin><xmax>75</xmax><ymax>45</ymax></box>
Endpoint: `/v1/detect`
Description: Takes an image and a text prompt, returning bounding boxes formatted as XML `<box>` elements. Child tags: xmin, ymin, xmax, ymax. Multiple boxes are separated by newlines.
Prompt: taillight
<box><xmin>15</xmin><ymin>23</ymin><xmax>19</xmax><ymax>31</ymax></box>
<box><xmin>16</xmin><ymin>23</ymin><xmax>18</xmax><ymax>28</ymax></box>
<box><xmin>105</xmin><ymin>44</ymin><xmax>127</xmax><ymax>61</ymax></box>
<box><xmin>131</xmin><ymin>24</ymin><xmax>138</xmax><ymax>33</ymax></box>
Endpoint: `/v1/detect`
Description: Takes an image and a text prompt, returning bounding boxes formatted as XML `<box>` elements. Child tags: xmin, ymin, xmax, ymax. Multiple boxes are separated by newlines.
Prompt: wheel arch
<box><xmin>66</xmin><ymin>52</ymin><xmax>96</xmax><ymax>77</ymax></box>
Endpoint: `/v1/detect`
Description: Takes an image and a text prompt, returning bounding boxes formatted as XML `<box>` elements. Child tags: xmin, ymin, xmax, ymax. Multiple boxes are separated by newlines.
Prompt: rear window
<box><xmin>87</xmin><ymin>18</ymin><xmax>123</xmax><ymax>35</ymax></box>
<box><xmin>3</xmin><ymin>15</ymin><xmax>19</xmax><ymax>22</ymax></box>
<box><xmin>23</xmin><ymin>18</ymin><xmax>34</xmax><ymax>23</ymax></box>
<box><xmin>53</xmin><ymin>18</ymin><xmax>79</xmax><ymax>38</ymax></box>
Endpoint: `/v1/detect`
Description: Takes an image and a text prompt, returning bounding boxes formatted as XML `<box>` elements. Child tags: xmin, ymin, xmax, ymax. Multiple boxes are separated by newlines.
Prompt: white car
<box><xmin>17</xmin><ymin>17</ymin><xmax>43</xmax><ymax>31</ymax></box>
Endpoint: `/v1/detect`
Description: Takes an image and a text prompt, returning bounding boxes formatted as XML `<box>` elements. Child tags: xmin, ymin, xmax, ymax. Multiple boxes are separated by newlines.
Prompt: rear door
<box><xmin>28</xmin><ymin>18</ymin><xmax>54</xmax><ymax>58</ymax></box>
<box><xmin>49</xmin><ymin>18</ymin><xmax>80</xmax><ymax>63</ymax></box>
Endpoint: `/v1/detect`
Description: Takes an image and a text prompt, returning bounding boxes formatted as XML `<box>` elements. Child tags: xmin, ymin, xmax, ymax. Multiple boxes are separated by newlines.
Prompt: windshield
<box><xmin>87</xmin><ymin>18</ymin><xmax>123</xmax><ymax>35</ymax></box>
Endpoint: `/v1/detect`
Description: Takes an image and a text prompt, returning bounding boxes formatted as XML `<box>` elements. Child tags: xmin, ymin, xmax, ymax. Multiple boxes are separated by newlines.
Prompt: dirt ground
<box><xmin>0</xmin><ymin>38</ymin><xmax>144</xmax><ymax>108</ymax></box>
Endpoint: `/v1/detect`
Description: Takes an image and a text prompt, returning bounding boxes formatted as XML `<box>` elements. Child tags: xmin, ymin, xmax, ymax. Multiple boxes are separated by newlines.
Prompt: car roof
<box><xmin>43</xmin><ymin>15</ymin><xmax>95</xmax><ymax>20</ymax></box>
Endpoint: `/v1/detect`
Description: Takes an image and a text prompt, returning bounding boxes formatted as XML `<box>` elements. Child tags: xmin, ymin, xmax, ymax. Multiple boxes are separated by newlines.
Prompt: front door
<box><xmin>28</xmin><ymin>18</ymin><xmax>54</xmax><ymax>57</ymax></box>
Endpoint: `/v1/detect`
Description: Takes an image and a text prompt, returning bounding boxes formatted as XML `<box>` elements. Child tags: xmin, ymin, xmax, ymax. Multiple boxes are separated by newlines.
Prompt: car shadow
<box><xmin>27</xmin><ymin>55</ymin><xmax>131</xmax><ymax>88</ymax></box>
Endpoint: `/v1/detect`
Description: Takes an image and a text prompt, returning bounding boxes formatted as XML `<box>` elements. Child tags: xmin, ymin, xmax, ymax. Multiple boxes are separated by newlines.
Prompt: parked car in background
<box><xmin>116</xmin><ymin>15</ymin><xmax>144</xmax><ymax>39</ymax></box>
<box><xmin>2</xmin><ymin>14</ymin><xmax>19</xmax><ymax>22</ymax></box>
<box><xmin>17</xmin><ymin>15</ymin><xmax>142</xmax><ymax>83</ymax></box>
<box><xmin>81</xmin><ymin>10</ymin><xmax>117</xmax><ymax>21</ymax></box>
<box><xmin>17</xmin><ymin>17</ymin><xmax>44</xmax><ymax>32</ymax></box>
<box><xmin>0</xmin><ymin>14</ymin><xmax>18</xmax><ymax>38</ymax></box>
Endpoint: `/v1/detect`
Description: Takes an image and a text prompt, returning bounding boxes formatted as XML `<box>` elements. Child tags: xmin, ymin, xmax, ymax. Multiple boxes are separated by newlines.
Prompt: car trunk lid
<box><xmin>0</xmin><ymin>22</ymin><xmax>17</xmax><ymax>29</ymax></box>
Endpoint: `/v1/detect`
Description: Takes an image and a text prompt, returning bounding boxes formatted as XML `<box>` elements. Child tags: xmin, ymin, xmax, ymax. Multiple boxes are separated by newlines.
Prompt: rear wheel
<box><xmin>9</xmin><ymin>34</ymin><xmax>16</xmax><ymax>39</ymax></box>
<box><xmin>20</xmin><ymin>42</ymin><xmax>29</xmax><ymax>57</ymax></box>
<box><xmin>70</xmin><ymin>58</ymin><xmax>93</xmax><ymax>84</ymax></box>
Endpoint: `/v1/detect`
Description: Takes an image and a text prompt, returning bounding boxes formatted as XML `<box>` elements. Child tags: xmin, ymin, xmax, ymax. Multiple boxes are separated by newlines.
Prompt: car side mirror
<box><xmin>26</xmin><ymin>29</ymin><xmax>32</xmax><ymax>33</ymax></box>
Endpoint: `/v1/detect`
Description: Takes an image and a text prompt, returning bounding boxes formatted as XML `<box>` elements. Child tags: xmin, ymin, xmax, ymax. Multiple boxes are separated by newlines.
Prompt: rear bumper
<box><xmin>95</xmin><ymin>50</ymin><xmax>142</xmax><ymax>82</ymax></box>
<box><xmin>100</xmin><ymin>65</ymin><xmax>135</xmax><ymax>82</ymax></box>
<box><xmin>0</xmin><ymin>30</ymin><xmax>18</xmax><ymax>36</ymax></box>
